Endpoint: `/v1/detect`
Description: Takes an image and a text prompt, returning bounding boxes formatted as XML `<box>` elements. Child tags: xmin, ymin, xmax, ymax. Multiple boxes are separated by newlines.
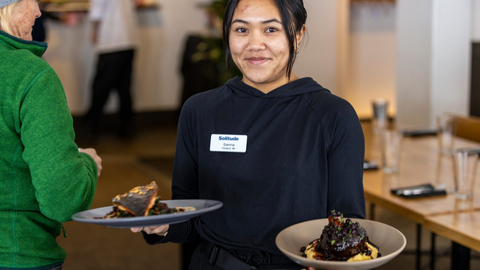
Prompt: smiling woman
<box><xmin>133</xmin><ymin>0</ymin><xmax>366</xmax><ymax>269</ymax></box>
<box><xmin>225</xmin><ymin>0</ymin><xmax>306</xmax><ymax>93</ymax></box>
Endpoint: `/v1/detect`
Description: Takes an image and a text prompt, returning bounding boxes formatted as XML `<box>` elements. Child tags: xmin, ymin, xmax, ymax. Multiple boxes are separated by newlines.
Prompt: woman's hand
<box><xmin>79</xmin><ymin>148</ymin><xmax>102</xmax><ymax>177</ymax></box>
<box><xmin>131</xmin><ymin>225</ymin><xmax>169</xmax><ymax>235</ymax></box>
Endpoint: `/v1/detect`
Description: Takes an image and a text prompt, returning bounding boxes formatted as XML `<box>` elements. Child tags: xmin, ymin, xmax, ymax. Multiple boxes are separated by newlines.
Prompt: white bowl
<box><xmin>276</xmin><ymin>218</ymin><xmax>406</xmax><ymax>270</ymax></box>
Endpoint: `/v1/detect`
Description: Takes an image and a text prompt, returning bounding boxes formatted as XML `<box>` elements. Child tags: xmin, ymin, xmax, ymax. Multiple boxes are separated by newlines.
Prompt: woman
<box><xmin>134</xmin><ymin>0</ymin><xmax>365</xmax><ymax>269</ymax></box>
<box><xmin>0</xmin><ymin>0</ymin><xmax>102</xmax><ymax>269</ymax></box>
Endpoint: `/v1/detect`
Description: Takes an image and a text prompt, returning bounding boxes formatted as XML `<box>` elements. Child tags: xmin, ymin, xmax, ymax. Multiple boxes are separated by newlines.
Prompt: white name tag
<box><xmin>210</xmin><ymin>134</ymin><xmax>247</xmax><ymax>153</ymax></box>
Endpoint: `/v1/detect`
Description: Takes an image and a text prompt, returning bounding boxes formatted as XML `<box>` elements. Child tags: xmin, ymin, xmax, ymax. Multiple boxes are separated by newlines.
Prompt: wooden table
<box><xmin>364</xmin><ymin>135</ymin><xmax>480</xmax><ymax>220</ymax></box>
<box><xmin>425</xmin><ymin>210</ymin><xmax>480</xmax><ymax>253</ymax></box>
<box><xmin>424</xmin><ymin>209</ymin><xmax>480</xmax><ymax>269</ymax></box>
<box><xmin>363</xmin><ymin>132</ymin><xmax>480</xmax><ymax>269</ymax></box>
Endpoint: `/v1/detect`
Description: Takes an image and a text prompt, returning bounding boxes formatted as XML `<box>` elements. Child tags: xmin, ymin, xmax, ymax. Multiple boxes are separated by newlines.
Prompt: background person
<box><xmin>133</xmin><ymin>0</ymin><xmax>365</xmax><ymax>269</ymax></box>
<box><xmin>84</xmin><ymin>0</ymin><xmax>139</xmax><ymax>138</ymax></box>
<box><xmin>0</xmin><ymin>0</ymin><xmax>102</xmax><ymax>269</ymax></box>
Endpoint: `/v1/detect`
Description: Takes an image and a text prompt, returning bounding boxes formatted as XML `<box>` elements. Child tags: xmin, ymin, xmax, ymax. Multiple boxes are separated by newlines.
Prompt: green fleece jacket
<box><xmin>0</xmin><ymin>31</ymin><xmax>98</xmax><ymax>268</ymax></box>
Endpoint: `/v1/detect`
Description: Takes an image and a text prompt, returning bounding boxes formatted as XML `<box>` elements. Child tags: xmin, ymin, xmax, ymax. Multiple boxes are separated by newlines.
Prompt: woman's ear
<box><xmin>296</xmin><ymin>24</ymin><xmax>306</xmax><ymax>48</ymax></box>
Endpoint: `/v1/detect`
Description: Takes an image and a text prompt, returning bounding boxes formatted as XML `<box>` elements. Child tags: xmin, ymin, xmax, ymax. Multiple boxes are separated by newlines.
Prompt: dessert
<box><xmin>98</xmin><ymin>181</ymin><xmax>195</xmax><ymax>219</ymax></box>
<box><xmin>300</xmin><ymin>210</ymin><xmax>381</xmax><ymax>261</ymax></box>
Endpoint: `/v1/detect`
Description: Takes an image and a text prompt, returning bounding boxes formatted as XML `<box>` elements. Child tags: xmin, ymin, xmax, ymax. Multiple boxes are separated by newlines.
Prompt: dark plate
<box><xmin>72</xmin><ymin>200</ymin><xmax>223</xmax><ymax>228</ymax></box>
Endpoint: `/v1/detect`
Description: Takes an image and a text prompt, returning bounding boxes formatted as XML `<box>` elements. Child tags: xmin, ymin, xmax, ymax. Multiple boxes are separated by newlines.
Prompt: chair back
<box><xmin>455</xmin><ymin>115</ymin><xmax>480</xmax><ymax>143</ymax></box>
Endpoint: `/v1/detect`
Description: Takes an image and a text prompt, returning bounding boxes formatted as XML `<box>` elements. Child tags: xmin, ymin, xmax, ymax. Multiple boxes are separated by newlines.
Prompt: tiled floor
<box><xmin>60</xmin><ymin>119</ymin><xmax>479</xmax><ymax>270</ymax></box>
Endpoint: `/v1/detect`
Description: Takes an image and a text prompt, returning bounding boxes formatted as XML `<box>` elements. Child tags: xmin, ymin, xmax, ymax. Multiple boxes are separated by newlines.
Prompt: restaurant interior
<box><xmin>33</xmin><ymin>0</ymin><xmax>480</xmax><ymax>269</ymax></box>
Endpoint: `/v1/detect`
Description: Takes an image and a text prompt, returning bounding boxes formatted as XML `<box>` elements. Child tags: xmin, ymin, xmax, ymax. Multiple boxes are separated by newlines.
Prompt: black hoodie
<box><xmin>146</xmin><ymin>76</ymin><xmax>365</xmax><ymax>257</ymax></box>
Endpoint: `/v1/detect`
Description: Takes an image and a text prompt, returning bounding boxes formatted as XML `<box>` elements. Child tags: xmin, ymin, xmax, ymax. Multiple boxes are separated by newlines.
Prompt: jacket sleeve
<box><xmin>89</xmin><ymin>0</ymin><xmax>106</xmax><ymax>21</ymax></box>
<box><xmin>324</xmin><ymin>99</ymin><xmax>366</xmax><ymax>219</ymax></box>
<box><xmin>19</xmin><ymin>66</ymin><xmax>97</xmax><ymax>223</ymax></box>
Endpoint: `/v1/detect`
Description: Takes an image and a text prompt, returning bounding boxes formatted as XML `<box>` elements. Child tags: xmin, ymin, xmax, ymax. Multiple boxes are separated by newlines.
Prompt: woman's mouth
<box><xmin>246</xmin><ymin>57</ymin><xmax>269</xmax><ymax>65</ymax></box>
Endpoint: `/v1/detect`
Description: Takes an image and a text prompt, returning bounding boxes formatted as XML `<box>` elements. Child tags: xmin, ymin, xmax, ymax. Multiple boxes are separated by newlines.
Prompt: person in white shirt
<box><xmin>85</xmin><ymin>0</ymin><xmax>139</xmax><ymax>138</ymax></box>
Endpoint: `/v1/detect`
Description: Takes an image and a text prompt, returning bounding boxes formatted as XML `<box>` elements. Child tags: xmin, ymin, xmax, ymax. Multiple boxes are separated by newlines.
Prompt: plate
<box><xmin>72</xmin><ymin>199</ymin><xmax>223</xmax><ymax>228</ymax></box>
<box><xmin>276</xmin><ymin>218</ymin><xmax>406</xmax><ymax>270</ymax></box>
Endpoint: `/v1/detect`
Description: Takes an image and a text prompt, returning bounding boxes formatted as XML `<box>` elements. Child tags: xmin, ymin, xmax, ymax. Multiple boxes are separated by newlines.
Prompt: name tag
<box><xmin>210</xmin><ymin>134</ymin><xmax>248</xmax><ymax>153</ymax></box>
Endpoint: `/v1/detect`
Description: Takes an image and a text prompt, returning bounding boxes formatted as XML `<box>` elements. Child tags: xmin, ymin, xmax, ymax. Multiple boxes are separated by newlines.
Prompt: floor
<box><xmin>59</xmin><ymin>116</ymin><xmax>479</xmax><ymax>270</ymax></box>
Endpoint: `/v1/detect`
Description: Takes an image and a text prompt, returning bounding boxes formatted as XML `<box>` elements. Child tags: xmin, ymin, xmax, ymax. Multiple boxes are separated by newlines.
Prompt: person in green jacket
<box><xmin>0</xmin><ymin>0</ymin><xmax>102</xmax><ymax>269</ymax></box>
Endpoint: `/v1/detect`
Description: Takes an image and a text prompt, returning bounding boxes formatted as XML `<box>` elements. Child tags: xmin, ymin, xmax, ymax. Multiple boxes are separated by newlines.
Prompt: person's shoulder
<box><xmin>178</xmin><ymin>85</ymin><xmax>231</xmax><ymax>127</ymax></box>
<box><xmin>8</xmin><ymin>48</ymin><xmax>50</xmax><ymax>71</ymax></box>
<box><xmin>306</xmin><ymin>83</ymin><xmax>354</xmax><ymax>113</ymax></box>
<box><xmin>2</xmin><ymin>49</ymin><xmax>54</xmax><ymax>86</ymax></box>
<box><xmin>182</xmin><ymin>85</ymin><xmax>230</xmax><ymax>112</ymax></box>
<box><xmin>299</xmin><ymin>80</ymin><xmax>360</xmax><ymax>128</ymax></box>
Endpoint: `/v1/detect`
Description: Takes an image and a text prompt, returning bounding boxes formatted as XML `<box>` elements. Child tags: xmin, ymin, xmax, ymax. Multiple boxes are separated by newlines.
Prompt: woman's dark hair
<box><xmin>223</xmin><ymin>0</ymin><xmax>307</xmax><ymax>79</ymax></box>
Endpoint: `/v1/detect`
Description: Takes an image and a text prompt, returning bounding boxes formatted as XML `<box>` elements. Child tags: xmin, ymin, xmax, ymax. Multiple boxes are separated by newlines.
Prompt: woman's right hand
<box><xmin>79</xmin><ymin>148</ymin><xmax>102</xmax><ymax>177</ymax></box>
<box><xmin>131</xmin><ymin>225</ymin><xmax>169</xmax><ymax>235</ymax></box>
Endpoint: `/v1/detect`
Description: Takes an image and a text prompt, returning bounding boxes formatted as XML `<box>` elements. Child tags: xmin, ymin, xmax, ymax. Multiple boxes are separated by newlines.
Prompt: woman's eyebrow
<box><xmin>263</xmin><ymin>19</ymin><xmax>282</xmax><ymax>24</ymax></box>
<box><xmin>232</xmin><ymin>19</ymin><xmax>249</xmax><ymax>24</ymax></box>
<box><xmin>231</xmin><ymin>19</ymin><xmax>282</xmax><ymax>25</ymax></box>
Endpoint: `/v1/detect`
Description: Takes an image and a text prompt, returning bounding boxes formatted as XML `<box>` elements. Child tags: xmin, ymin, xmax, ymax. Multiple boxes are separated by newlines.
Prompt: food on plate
<box><xmin>113</xmin><ymin>181</ymin><xmax>159</xmax><ymax>216</ymax></box>
<box><xmin>97</xmin><ymin>181</ymin><xmax>195</xmax><ymax>219</ymax></box>
<box><xmin>300</xmin><ymin>210</ymin><xmax>381</xmax><ymax>261</ymax></box>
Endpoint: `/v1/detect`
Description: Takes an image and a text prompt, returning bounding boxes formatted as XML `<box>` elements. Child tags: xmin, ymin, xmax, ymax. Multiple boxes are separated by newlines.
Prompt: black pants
<box><xmin>86</xmin><ymin>49</ymin><xmax>135</xmax><ymax>131</ymax></box>
<box><xmin>189</xmin><ymin>248</ymin><xmax>224</xmax><ymax>270</ymax></box>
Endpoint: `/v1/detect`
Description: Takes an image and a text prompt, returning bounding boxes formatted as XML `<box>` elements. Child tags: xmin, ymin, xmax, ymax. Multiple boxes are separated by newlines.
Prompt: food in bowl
<box><xmin>97</xmin><ymin>181</ymin><xmax>195</xmax><ymax>219</ymax></box>
<box><xmin>300</xmin><ymin>210</ymin><xmax>381</xmax><ymax>261</ymax></box>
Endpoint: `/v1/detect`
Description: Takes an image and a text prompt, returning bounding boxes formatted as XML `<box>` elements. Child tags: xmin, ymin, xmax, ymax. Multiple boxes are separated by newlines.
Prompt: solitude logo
<box><xmin>218</xmin><ymin>136</ymin><xmax>239</xmax><ymax>141</ymax></box>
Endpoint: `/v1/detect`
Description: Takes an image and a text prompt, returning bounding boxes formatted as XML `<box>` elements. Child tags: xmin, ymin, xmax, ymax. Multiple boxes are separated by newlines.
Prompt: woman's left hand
<box><xmin>79</xmin><ymin>148</ymin><xmax>102</xmax><ymax>177</ymax></box>
<box><xmin>131</xmin><ymin>224</ymin><xmax>169</xmax><ymax>235</ymax></box>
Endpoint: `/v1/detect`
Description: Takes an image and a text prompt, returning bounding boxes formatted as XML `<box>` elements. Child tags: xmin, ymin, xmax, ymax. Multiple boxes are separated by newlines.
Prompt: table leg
<box><xmin>451</xmin><ymin>241</ymin><xmax>470</xmax><ymax>270</ymax></box>
<box><xmin>416</xmin><ymin>224</ymin><xmax>422</xmax><ymax>270</ymax></box>
<box><xmin>370</xmin><ymin>203</ymin><xmax>375</xmax><ymax>220</ymax></box>
<box><xmin>430</xmin><ymin>232</ymin><xmax>436</xmax><ymax>270</ymax></box>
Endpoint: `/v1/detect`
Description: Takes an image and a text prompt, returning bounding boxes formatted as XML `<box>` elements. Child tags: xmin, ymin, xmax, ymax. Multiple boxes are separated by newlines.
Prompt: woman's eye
<box><xmin>265</xmin><ymin>28</ymin><xmax>278</xmax><ymax>33</ymax></box>
<box><xmin>235</xmin><ymin>28</ymin><xmax>248</xmax><ymax>33</ymax></box>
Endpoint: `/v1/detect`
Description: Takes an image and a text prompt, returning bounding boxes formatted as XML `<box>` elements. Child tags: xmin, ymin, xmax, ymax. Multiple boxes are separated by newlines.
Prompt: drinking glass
<box><xmin>437</xmin><ymin>113</ymin><xmax>457</xmax><ymax>155</ymax></box>
<box><xmin>452</xmin><ymin>148</ymin><xmax>479</xmax><ymax>199</ymax></box>
<box><xmin>372</xmin><ymin>99</ymin><xmax>389</xmax><ymax>134</ymax></box>
<box><xmin>381</xmin><ymin>130</ymin><xmax>403</xmax><ymax>174</ymax></box>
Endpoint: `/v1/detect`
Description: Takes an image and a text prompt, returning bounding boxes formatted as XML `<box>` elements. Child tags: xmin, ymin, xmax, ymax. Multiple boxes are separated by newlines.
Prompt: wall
<box><xmin>395</xmin><ymin>0</ymin><xmax>433</xmax><ymax>128</ymax></box>
<box><xmin>293</xmin><ymin>0</ymin><xmax>397</xmax><ymax>119</ymax></box>
<box><xmin>473</xmin><ymin>0</ymin><xmax>480</xmax><ymax>41</ymax></box>
<box><xmin>43</xmin><ymin>15</ymin><xmax>94</xmax><ymax>115</ymax></box>
<box><xmin>43</xmin><ymin>0</ymin><xmax>208</xmax><ymax>115</ymax></box>
<box><xmin>430</xmin><ymin>0</ymin><xmax>471</xmax><ymax>124</ymax></box>
<box><xmin>396</xmin><ymin>0</ymin><xmax>472</xmax><ymax>129</ymax></box>
<box><xmin>294</xmin><ymin>0</ymin><xmax>339</xmax><ymax>95</ymax></box>
<box><xmin>347</xmin><ymin>1</ymin><xmax>396</xmax><ymax>119</ymax></box>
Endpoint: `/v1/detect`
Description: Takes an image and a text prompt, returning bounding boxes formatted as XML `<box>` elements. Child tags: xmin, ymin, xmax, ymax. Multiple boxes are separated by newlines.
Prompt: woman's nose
<box><xmin>247</xmin><ymin>31</ymin><xmax>266</xmax><ymax>51</ymax></box>
<box><xmin>35</xmin><ymin>2</ymin><xmax>42</xmax><ymax>18</ymax></box>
